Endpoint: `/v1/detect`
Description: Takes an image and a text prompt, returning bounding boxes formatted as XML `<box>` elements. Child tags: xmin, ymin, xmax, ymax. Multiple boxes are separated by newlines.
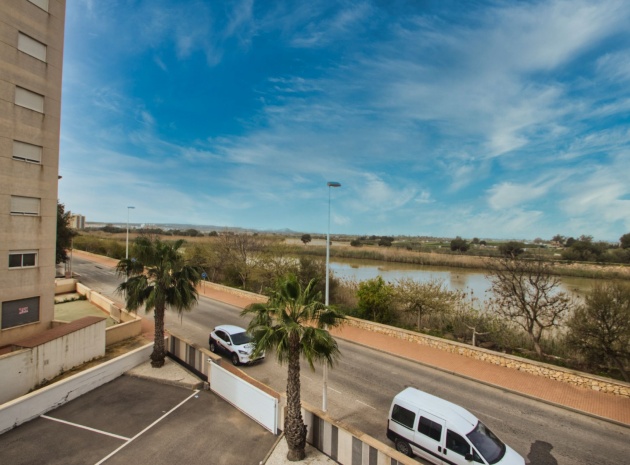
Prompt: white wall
<box><xmin>0</xmin><ymin>343</ymin><xmax>153</xmax><ymax>434</ymax></box>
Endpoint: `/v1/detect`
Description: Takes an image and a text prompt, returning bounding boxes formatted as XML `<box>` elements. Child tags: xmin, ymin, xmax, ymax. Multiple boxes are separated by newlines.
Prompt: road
<box><xmin>71</xmin><ymin>256</ymin><xmax>630</xmax><ymax>465</ymax></box>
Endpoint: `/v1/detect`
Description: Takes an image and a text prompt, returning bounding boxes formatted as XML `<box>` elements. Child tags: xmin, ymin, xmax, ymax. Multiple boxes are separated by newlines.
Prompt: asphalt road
<box><xmin>71</xmin><ymin>256</ymin><xmax>630</xmax><ymax>465</ymax></box>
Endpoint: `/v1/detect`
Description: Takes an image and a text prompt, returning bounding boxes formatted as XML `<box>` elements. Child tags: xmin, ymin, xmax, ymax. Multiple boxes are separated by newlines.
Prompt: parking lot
<box><xmin>0</xmin><ymin>375</ymin><xmax>277</xmax><ymax>465</ymax></box>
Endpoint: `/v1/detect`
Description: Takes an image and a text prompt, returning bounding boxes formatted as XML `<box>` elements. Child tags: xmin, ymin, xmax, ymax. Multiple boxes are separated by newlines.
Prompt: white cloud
<box><xmin>487</xmin><ymin>181</ymin><xmax>552</xmax><ymax>211</ymax></box>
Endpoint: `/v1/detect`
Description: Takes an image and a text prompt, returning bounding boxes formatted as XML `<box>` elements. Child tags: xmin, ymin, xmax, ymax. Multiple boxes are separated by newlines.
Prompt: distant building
<box><xmin>0</xmin><ymin>0</ymin><xmax>67</xmax><ymax>347</ymax></box>
<box><xmin>68</xmin><ymin>213</ymin><xmax>85</xmax><ymax>230</ymax></box>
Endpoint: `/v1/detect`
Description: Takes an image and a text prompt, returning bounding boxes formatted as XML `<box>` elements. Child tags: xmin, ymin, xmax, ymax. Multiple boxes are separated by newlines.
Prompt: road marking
<box><xmin>469</xmin><ymin>409</ymin><xmax>504</xmax><ymax>423</ymax></box>
<box><xmin>329</xmin><ymin>387</ymin><xmax>342</xmax><ymax>394</ymax></box>
<box><xmin>94</xmin><ymin>390</ymin><xmax>200</xmax><ymax>465</ymax></box>
<box><xmin>41</xmin><ymin>415</ymin><xmax>130</xmax><ymax>441</ymax></box>
<box><xmin>356</xmin><ymin>400</ymin><xmax>376</xmax><ymax>410</ymax></box>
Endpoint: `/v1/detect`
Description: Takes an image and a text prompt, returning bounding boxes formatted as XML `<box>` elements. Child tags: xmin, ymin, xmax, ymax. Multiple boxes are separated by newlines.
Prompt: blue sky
<box><xmin>58</xmin><ymin>0</ymin><xmax>630</xmax><ymax>241</ymax></box>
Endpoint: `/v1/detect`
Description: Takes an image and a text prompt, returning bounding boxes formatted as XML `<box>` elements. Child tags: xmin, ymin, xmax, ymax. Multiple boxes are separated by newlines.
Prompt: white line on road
<box><xmin>356</xmin><ymin>400</ymin><xmax>376</xmax><ymax>410</ymax></box>
<box><xmin>469</xmin><ymin>409</ymin><xmax>504</xmax><ymax>423</ymax></box>
<box><xmin>94</xmin><ymin>390</ymin><xmax>200</xmax><ymax>465</ymax></box>
<box><xmin>41</xmin><ymin>415</ymin><xmax>130</xmax><ymax>441</ymax></box>
<box><xmin>329</xmin><ymin>387</ymin><xmax>342</xmax><ymax>394</ymax></box>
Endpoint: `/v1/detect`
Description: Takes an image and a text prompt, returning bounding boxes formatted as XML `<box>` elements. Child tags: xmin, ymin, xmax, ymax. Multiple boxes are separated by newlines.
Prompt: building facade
<box><xmin>0</xmin><ymin>0</ymin><xmax>66</xmax><ymax>347</ymax></box>
<box><xmin>68</xmin><ymin>213</ymin><xmax>85</xmax><ymax>230</ymax></box>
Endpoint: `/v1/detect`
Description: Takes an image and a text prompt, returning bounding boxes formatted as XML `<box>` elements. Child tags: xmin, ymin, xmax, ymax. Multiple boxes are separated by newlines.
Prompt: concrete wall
<box><xmin>201</xmin><ymin>281</ymin><xmax>268</xmax><ymax>303</ymax></box>
<box><xmin>0</xmin><ymin>342</ymin><xmax>152</xmax><ymax>434</ymax></box>
<box><xmin>105</xmin><ymin>319</ymin><xmax>142</xmax><ymax>346</ymax></box>
<box><xmin>54</xmin><ymin>277</ymin><xmax>77</xmax><ymax>294</ymax></box>
<box><xmin>0</xmin><ymin>318</ymin><xmax>105</xmax><ymax>405</ymax></box>
<box><xmin>344</xmin><ymin>317</ymin><xmax>630</xmax><ymax>398</ymax></box>
<box><xmin>73</xmin><ymin>281</ymin><xmax>143</xmax><ymax>344</ymax></box>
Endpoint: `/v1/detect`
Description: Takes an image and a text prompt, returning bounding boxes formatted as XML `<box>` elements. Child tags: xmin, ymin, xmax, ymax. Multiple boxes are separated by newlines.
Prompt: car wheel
<box><xmin>395</xmin><ymin>439</ymin><xmax>413</xmax><ymax>457</ymax></box>
<box><xmin>209</xmin><ymin>341</ymin><xmax>217</xmax><ymax>353</ymax></box>
<box><xmin>231</xmin><ymin>353</ymin><xmax>240</xmax><ymax>366</ymax></box>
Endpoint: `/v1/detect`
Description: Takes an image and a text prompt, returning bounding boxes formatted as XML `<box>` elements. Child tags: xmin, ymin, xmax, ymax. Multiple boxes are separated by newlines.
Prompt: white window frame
<box><xmin>13</xmin><ymin>140</ymin><xmax>43</xmax><ymax>164</ymax></box>
<box><xmin>18</xmin><ymin>32</ymin><xmax>47</xmax><ymax>62</ymax></box>
<box><xmin>10</xmin><ymin>196</ymin><xmax>41</xmax><ymax>216</ymax></box>
<box><xmin>9</xmin><ymin>251</ymin><xmax>38</xmax><ymax>269</ymax></box>
<box><xmin>27</xmin><ymin>0</ymin><xmax>49</xmax><ymax>12</ymax></box>
<box><xmin>15</xmin><ymin>87</ymin><xmax>45</xmax><ymax>113</ymax></box>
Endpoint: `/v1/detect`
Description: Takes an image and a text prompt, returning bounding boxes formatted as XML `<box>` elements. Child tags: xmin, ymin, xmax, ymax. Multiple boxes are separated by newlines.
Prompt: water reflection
<box><xmin>330</xmin><ymin>258</ymin><xmax>596</xmax><ymax>299</ymax></box>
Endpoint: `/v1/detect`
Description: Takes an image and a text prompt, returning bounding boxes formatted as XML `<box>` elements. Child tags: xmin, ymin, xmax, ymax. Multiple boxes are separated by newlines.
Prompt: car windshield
<box><xmin>466</xmin><ymin>421</ymin><xmax>506</xmax><ymax>465</ymax></box>
<box><xmin>230</xmin><ymin>331</ymin><xmax>252</xmax><ymax>346</ymax></box>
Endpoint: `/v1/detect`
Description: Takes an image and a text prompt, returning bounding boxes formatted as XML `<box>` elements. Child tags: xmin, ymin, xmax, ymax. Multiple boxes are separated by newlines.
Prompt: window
<box><xmin>15</xmin><ymin>87</ymin><xmax>44</xmax><ymax>113</ymax></box>
<box><xmin>13</xmin><ymin>140</ymin><xmax>42</xmax><ymax>163</ymax></box>
<box><xmin>2</xmin><ymin>297</ymin><xmax>40</xmax><ymax>329</ymax></box>
<box><xmin>9</xmin><ymin>251</ymin><xmax>38</xmax><ymax>268</ymax></box>
<box><xmin>28</xmin><ymin>0</ymin><xmax>49</xmax><ymax>11</ymax></box>
<box><xmin>391</xmin><ymin>405</ymin><xmax>415</xmax><ymax>429</ymax></box>
<box><xmin>10</xmin><ymin>196</ymin><xmax>40</xmax><ymax>215</ymax></box>
<box><xmin>446</xmin><ymin>430</ymin><xmax>471</xmax><ymax>456</ymax></box>
<box><xmin>418</xmin><ymin>417</ymin><xmax>442</xmax><ymax>442</ymax></box>
<box><xmin>467</xmin><ymin>421</ymin><xmax>506</xmax><ymax>465</ymax></box>
<box><xmin>18</xmin><ymin>33</ymin><xmax>47</xmax><ymax>62</ymax></box>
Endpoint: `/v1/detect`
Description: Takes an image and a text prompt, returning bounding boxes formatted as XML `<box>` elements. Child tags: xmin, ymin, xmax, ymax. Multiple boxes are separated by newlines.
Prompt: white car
<box><xmin>208</xmin><ymin>324</ymin><xmax>264</xmax><ymax>366</ymax></box>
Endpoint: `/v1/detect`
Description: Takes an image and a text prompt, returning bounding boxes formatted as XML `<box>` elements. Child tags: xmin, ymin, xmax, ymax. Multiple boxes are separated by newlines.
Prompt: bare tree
<box><xmin>394</xmin><ymin>278</ymin><xmax>461</xmax><ymax>331</ymax></box>
<box><xmin>217</xmin><ymin>234</ymin><xmax>265</xmax><ymax>289</ymax></box>
<box><xmin>486</xmin><ymin>258</ymin><xmax>572</xmax><ymax>357</ymax></box>
<box><xmin>566</xmin><ymin>282</ymin><xmax>630</xmax><ymax>381</ymax></box>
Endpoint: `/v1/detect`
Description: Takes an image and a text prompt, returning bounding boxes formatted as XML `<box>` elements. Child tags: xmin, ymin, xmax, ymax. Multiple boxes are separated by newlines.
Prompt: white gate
<box><xmin>210</xmin><ymin>362</ymin><xmax>278</xmax><ymax>434</ymax></box>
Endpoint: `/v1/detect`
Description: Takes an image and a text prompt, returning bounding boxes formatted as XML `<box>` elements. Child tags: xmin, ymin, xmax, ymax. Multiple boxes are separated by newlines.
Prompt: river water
<box><xmin>330</xmin><ymin>257</ymin><xmax>599</xmax><ymax>300</ymax></box>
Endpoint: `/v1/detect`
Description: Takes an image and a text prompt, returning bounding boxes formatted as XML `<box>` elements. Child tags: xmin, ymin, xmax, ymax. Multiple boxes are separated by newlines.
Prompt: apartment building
<box><xmin>0</xmin><ymin>0</ymin><xmax>66</xmax><ymax>347</ymax></box>
<box><xmin>68</xmin><ymin>213</ymin><xmax>85</xmax><ymax>230</ymax></box>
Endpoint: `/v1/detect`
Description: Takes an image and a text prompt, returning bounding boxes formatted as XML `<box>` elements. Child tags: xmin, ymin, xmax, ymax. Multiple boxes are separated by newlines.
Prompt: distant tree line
<box><xmin>89</xmin><ymin>225</ymin><xmax>219</xmax><ymax>238</ymax></box>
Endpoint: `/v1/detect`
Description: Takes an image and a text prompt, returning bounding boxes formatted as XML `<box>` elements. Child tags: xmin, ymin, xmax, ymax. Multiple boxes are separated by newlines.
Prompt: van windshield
<box><xmin>466</xmin><ymin>421</ymin><xmax>505</xmax><ymax>464</ymax></box>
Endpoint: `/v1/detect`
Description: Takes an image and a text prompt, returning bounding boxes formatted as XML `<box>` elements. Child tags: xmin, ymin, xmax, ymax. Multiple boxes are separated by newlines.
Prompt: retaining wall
<box><xmin>72</xmin><ymin>282</ymin><xmax>143</xmax><ymax>346</ymax></box>
<box><xmin>0</xmin><ymin>318</ymin><xmax>106</xmax><ymax>405</ymax></box>
<box><xmin>344</xmin><ymin>317</ymin><xmax>630</xmax><ymax>398</ymax></box>
<box><xmin>0</xmin><ymin>343</ymin><xmax>153</xmax><ymax>434</ymax></box>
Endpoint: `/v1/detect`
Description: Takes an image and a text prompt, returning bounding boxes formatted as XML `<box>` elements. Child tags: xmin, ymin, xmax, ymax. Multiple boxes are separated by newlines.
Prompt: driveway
<box><xmin>0</xmin><ymin>376</ymin><xmax>276</xmax><ymax>465</ymax></box>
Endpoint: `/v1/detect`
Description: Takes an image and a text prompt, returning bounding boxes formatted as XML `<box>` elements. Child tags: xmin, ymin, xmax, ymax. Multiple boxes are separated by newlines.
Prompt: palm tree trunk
<box><xmin>285</xmin><ymin>334</ymin><xmax>307</xmax><ymax>461</ymax></box>
<box><xmin>151</xmin><ymin>305</ymin><xmax>166</xmax><ymax>368</ymax></box>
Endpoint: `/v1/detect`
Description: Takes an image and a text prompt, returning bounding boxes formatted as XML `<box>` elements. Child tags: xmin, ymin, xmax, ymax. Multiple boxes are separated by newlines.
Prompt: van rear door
<box><xmin>412</xmin><ymin>411</ymin><xmax>446</xmax><ymax>464</ymax></box>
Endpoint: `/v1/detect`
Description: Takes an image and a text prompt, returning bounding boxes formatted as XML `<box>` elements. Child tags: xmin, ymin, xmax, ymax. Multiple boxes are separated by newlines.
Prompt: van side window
<box><xmin>447</xmin><ymin>431</ymin><xmax>484</xmax><ymax>463</ymax></box>
<box><xmin>446</xmin><ymin>430</ymin><xmax>470</xmax><ymax>455</ymax></box>
<box><xmin>418</xmin><ymin>417</ymin><xmax>442</xmax><ymax>442</ymax></box>
<box><xmin>391</xmin><ymin>405</ymin><xmax>415</xmax><ymax>429</ymax></box>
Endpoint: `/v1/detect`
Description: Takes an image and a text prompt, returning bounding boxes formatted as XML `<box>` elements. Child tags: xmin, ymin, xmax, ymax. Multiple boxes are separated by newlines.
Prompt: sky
<box><xmin>58</xmin><ymin>0</ymin><xmax>630</xmax><ymax>241</ymax></box>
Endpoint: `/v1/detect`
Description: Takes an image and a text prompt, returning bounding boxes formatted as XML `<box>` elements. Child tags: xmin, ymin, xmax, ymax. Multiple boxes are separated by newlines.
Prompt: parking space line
<box><xmin>41</xmin><ymin>415</ymin><xmax>130</xmax><ymax>441</ymax></box>
<box><xmin>94</xmin><ymin>390</ymin><xmax>200</xmax><ymax>465</ymax></box>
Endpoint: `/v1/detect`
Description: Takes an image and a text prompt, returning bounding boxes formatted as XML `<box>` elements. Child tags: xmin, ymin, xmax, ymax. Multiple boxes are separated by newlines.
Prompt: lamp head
<box><xmin>327</xmin><ymin>182</ymin><xmax>341</xmax><ymax>188</ymax></box>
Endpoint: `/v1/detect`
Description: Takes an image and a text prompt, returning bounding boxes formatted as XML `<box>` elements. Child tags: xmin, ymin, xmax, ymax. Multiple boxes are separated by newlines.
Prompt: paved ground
<box><xmin>0</xmin><ymin>375</ymin><xmax>277</xmax><ymax>465</ymax></box>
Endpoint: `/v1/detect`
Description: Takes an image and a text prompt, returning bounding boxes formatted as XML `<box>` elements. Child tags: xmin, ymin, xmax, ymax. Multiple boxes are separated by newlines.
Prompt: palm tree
<box><xmin>116</xmin><ymin>236</ymin><xmax>202</xmax><ymax>368</ymax></box>
<box><xmin>242</xmin><ymin>275</ymin><xmax>345</xmax><ymax>462</ymax></box>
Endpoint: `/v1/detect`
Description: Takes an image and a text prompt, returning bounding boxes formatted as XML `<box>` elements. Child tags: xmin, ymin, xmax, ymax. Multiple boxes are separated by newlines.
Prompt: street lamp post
<box><xmin>323</xmin><ymin>181</ymin><xmax>341</xmax><ymax>412</ymax></box>
<box><xmin>126</xmin><ymin>206</ymin><xmax>135</xmax><ymax>259</ymax></box>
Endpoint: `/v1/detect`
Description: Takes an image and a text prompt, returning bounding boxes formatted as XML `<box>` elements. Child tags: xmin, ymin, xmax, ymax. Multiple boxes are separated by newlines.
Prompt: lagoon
<box><xmin>330</xmin><ymin>257</ymin><xmax>598</xmax><ymax>299</ymax></box>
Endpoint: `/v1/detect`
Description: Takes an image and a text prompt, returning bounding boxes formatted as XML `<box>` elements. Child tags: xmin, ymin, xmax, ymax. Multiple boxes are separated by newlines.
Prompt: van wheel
<box><xmin>231</xmin><ymin>353</ymin><xmax>240</xmax><ymax>366</ymax></box>
<box><xmin>395</xmin><ymin>439</ymin><xmax>413</xmax><ymax>457</ymax></box>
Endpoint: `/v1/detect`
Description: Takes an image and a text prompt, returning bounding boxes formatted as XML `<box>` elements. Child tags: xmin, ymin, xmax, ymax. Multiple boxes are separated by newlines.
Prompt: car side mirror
<box><xmin>465</xmin><ymin>453</ymin><xmax>473</xmax><ymax>461</ymax></box>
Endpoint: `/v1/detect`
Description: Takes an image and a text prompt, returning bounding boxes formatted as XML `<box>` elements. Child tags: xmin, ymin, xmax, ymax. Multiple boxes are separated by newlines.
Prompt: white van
<box><xmin>387</xmin><ymin>388</ymin><xmax>524</xmax><ymax>465</ymax></box>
